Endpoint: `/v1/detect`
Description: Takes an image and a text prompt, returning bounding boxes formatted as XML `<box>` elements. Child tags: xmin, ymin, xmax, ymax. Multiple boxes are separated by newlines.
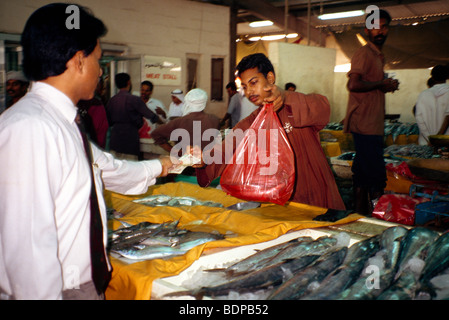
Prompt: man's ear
<box><xmin>67</xmin><ymin>51</ymin><xmax>85</xmax><ymax>74</ymax></box>
<box><xmin>267</xmin><ymin>71</ymin><xmax>275</xmax><ymax>85</ymax></box>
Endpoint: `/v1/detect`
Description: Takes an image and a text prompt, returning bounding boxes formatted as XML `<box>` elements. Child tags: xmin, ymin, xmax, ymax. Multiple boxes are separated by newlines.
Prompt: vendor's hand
<box><xmin>381</xmin><ymin>78</ymin><xmax>399</xmax><ymax>93</ymax></box>
<box><xmin>186</xmin><ymin>145</ymin><xmax>205</xmax><ymax>168</ymax></box>
<box><xmin>263</xmin><ymin>84</ymin><xmax>284</xmax><ymax>112</ymax></box>
<box><xmin>158</xmin><ymin>155</ymin><xmax>178</xmax><ymax>177</ymax></box>
<box><xmin>155</xmin><ymin>107</ymin><xmax>167</xmax><ymax>118</ymax></box>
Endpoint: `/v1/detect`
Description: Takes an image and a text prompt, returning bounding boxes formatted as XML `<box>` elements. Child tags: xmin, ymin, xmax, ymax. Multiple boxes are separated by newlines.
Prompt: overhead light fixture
<box><xmin>356</xmin><ymin>33</ymin><xmax>367</xmax><ymax>46</ymax></box>
<box><xmin>318</xmin><ymin>10</ymin><xmax>364</xmax><ymax>20</ymax></box>
<box><xmin>249</xmin><ymin>20</ymin><xmax>274</xmax><ymax>28</ymax></box>
<box><xmin>248</xmin><ymin>33</ymin><xmax>299</xmax><ymax>41</ymax></box>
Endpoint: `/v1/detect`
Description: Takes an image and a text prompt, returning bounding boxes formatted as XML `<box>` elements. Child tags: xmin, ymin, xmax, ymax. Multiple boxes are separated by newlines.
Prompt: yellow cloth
<box><xmin>104</xmin><ymin>182</ymin><xmax>362</xmax><ymax>300</ymax></box>
<box><xmin>321</xmin><ymin>141</ymin><xmax>342</xmax><ymax>157</ymax></box>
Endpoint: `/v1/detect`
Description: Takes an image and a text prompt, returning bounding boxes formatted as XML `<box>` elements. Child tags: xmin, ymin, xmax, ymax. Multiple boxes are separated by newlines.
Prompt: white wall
<box><xmin>0</xmin><ymin>0</ymin><xmax>230</xmax><ymax>117</ymax></box>
<box><xmin>267</xmin><ymin>41</ymin><xmax>432</xmax><ymax>124</ymax></box>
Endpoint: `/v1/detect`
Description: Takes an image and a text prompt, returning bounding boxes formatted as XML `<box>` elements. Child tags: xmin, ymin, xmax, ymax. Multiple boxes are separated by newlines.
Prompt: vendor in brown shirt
<box><xmin>151</xmin><ymin>88</ymin><xmax>220</xmax><ymax>166</ymax></box>
<box><xmin>193</xmin><ymin>53</ymin><xmax>345</xmax><ymax>210</ymax></box>
<box><xmin>343</xmin><ymin>9</ymin><xmax>399</xmax><ymax>215</ymax></box>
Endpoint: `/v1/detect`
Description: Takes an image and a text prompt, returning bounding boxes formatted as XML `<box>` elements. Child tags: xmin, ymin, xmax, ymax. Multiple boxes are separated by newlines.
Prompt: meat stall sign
<box><xmin>142</xmin><ymin>56</ymin><xmax>181</xmax><ymax>86</ymax></box>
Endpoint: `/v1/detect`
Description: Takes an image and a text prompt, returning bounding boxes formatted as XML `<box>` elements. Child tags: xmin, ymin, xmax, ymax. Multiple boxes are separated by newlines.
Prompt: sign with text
<box><xmin>142</xmin><ymin>55</ymin><xmax>181</xmax><ymax>86</ymax></box>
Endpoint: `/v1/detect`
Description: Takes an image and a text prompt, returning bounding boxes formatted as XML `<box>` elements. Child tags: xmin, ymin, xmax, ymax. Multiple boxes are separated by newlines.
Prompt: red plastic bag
<box><xmin>220</xmin><ymin>104</ymin><xmax>295</xmax><ymax>205</ymax></box>
<box><xmin>372</xmin><ymin>194</ymin><xmax>429</xmax><ymax>225</ymax></box>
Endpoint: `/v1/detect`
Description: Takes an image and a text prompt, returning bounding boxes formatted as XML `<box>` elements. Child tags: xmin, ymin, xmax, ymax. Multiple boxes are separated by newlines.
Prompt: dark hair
<box><xmin>21</xmin><ymin>3</ymin><xmax>107</xmax><ymax>81</ymax></box>
<box><xmin>365</xmin><ymin>8</ymin><xmax>392</xmax><ymax>25</ymax></box>
<box><xmin>285</xmin><ymin>82</ymin><xmax>296</xmax><ymax>90</ymax></box>
<box><xmin>236</xmin><ymin>53</ymin><xmax>275</xmax><ymax>79</ymax></box>
<box><xmin>226</xmin><ymin>81</ymin><xmax>237</xmax><ymax>91</ymax></box>
<box><xmin>115</xmin><ymin>73</ymin><xmax>130</xmax><ymax>89</ymax></box>
<box><xmin>141</xmin><ymin>80</ymin><xmax>154</xmax><ymax>90</ymax></box>
<box><xmin>431</xmin><ymin>65</ymin><xmax>449</xmax><ymax>82</ymax></box>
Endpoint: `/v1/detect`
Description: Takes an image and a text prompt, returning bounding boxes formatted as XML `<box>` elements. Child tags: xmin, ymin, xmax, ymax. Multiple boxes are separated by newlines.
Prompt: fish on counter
<box><xmin>268</xmin><ymin>247</ymin><xmax>348</xmax><ymax>300</ymax></box>
<box><xmin>133</xmin><ymin>194</ymin><xmax>224</xmax><ymax>208</ymax></box>
<box><xmin>109</xmin><ymin>220</ymin><xmax>224</xmax><ymax>261</ymax></box>
<box><xmin>300</xmin><ymin>234</ymin><xmax>381</xmax><ymax>300</ymax></box>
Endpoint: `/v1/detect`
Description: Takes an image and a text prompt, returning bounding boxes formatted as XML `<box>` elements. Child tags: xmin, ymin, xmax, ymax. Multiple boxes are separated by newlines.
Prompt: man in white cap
<box><xmin>6</xmin><ymin>71</ymin><xmax>30</xmax><ymax>109</ymax></box>
<box><xmin>167</xmin><ymin>89</ymin><xmax>185</xmax><ymax>120</ymax></box>
<box><xmin>151</xmin><ymin>88</ymin><xmax>220</xmax><ymax>165</ymax></box>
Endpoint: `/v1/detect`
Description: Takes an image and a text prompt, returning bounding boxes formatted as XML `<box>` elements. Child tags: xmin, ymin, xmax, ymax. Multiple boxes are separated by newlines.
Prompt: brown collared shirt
<box><xmin>343</xmin><ymin>41</ymin><xmax>386</xmax><ymax>136</ymax></box>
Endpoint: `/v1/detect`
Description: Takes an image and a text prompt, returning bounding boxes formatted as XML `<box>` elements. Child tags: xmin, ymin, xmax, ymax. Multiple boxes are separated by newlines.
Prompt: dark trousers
<box><xmin>351</xmin><ymin>133</ymin><xmax>386</xmax><ymax>191</ymax></box>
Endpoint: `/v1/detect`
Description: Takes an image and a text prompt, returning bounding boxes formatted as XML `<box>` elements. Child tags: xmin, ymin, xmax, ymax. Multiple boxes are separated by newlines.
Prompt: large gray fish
<box><xmin>251</xmin><ymin>236</ymin><xmax>338</xmax><ymax>273</ymax></box>
<box><xmin>109</xmin><ymin>221</ymin><xmax>179</xmax><ymax>251</ymax></box>
<box><xmin>205</xmin><ymin>237</ymin><xmax>314</xmax><ymax>277</ymax></box>
<box><xmin>300</xmin><ymin>234</ymin><xmax>381</xmax><ymax>300</ymax></box>
<box><xmin>377</xmin><ymin>227</ymin><xmax>439</xmax><ymax>300</ymax></box>
<box><xmin>268</xmin><ymin>247</ymin><xmax>347</xmax><ymax>300</ymax></box>
<box><xmin>113</xmin><ymin>231</ymin><xmax>223</xmax><ymax>260</ymax></box>
<box><xmin>418</xmin><ymin>231</ymin><xmax>449</xmax><ymax>298</ymax></box>
<box><xmin>165</xmin><ymin>254</ymin><xmax>321</xmax><ymax>299</ymax></box>
<box><xmin>335</xmin><ymin>226</ymin><xmax>408</xmax><ymax>300</ymax></box>
<box><xmin>394</xmin><ymin>227</ymin><xmax>439</xmax><ymax>278</ymax></box>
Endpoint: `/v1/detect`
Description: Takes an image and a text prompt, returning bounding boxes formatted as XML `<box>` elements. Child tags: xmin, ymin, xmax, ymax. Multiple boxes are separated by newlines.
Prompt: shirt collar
<box><xmin>366</xmin><ymin>40</ymin><xmax>383</xmax><ymax>56</ymax></box>
<box><xmin>31</xmin><ymin>81</ymin><xmax>78</xmax><ymax>124</ymax></box>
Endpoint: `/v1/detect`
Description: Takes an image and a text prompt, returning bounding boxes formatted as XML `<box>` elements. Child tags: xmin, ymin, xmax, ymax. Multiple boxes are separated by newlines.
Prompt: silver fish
<box><xmin>268</xmin><ymin>247</ymin><xmax>347</xmax><ymax>300</ymax></box>
<box><xmin>300</xmin><ymin>235</ymin><xmax>381</xmax><ymax>300</ymax></box>
<box><xmin>166</xmin><ymin>254</ymin><xmax>321</xmax><ymax>299</ymax></box>
<box><xmin>251</xmin><ymin>236</ymin><xmax>338</xmax><ymax>274</ymax></box>
<box><xmin>206</xmin><ymin>237</ymin><xmax>314</xmax><ymax>277</ymax></box>
<box><xmin>394</xmin><ymin>227</ymin><xmax>439</xmax><ymax>278</ymax></box>
<box><xmin>113</xmin><ymin>233</ymin><xmax>222</xmax><ymax>260</ymax></box>
<box><xmin>418</xmin><ymin>232</ymin><xmax>449</xmax><ymax>298</ymax></box>
<box><xmin>377</xmin><ymin>227</ymin><xmax>439</xmax><ymax>300</ymax></box>
<box><xmin>336</xmin><ymin>226</ymin><xmax>408</xmax><ymax>300</ymax></box>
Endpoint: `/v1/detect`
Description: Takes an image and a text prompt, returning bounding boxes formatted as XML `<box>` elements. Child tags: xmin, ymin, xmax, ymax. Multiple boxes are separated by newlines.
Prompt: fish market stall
<box><xmin>104</xmin><ymin>182</ymin><xmax>362</xmax><ymax>300</ymax></box>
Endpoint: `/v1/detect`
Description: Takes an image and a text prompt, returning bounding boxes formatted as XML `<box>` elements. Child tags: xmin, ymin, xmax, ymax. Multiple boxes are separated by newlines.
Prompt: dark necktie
<box><xmin>77</xmin><ymin>120</ymin><xmax>112</xmax><ymax>295</ymax></box>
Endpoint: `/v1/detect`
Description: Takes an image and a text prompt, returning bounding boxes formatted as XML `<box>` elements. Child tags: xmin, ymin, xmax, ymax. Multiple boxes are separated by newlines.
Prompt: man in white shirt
<box><xmin>0</xmin><ymin>3</ymin><xmax>173</xmax><ymax>300</ymax></box>
<box><xmin>167</xmin><ymin>89</ymin><xmax>185</xmax><ymax>120</ymax></box>
<box><xmin>415</xmin><ymin>65</ymin><xmax>449</xmax><ymax>145</ymax></box>
<box><xmin>140</xmin><ymin>80</ymin><xmax>168</xmax><ymax>136</ymax></box>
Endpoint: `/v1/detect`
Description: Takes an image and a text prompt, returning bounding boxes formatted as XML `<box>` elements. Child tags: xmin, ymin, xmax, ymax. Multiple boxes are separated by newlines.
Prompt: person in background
<box><xmin>5</xmin><ymin>71</ymin><xmax>29</xmax><ymax>109</ymax></box>
<box><xmin>193</xmin><ymin>53</ymin><xmax>345</xmax><ymax>210</ymax></box>
<box><xmin>343</xmin><ymin>9</ymin><xmax>399</xmax><ymax>216</ymax></box>
<box><xmin>219</xmin><ymin>81</ymin><xmax>242</xmax><ymax>128</ymax></box>
<box><xmin>0</xmin><ymin>3</ymin><xmax>173</xmax><ymax>300</ymax></box>
<box><xmin>285</xmin><ymin>82</ymin><xmax>296</xmax><ymax>92</ymax></box>
<box><xmin>107</xmin><ymin>73</ymin><xmax>162</xmax><ymax>160</ymax></box>
<box><xmin>167</xmin><ymin>89</ymin><xmax>185</xmax><ymax>120</ymax></box>
<box><xmin>415</xmin><ymin>65</ymin><xmax>449</xmax><ymax>145</ymax></box>
<box><xmin>151</xmin><ymin>88</ymin><xmax>220</xmax><ymax>159</ymax></box>
<box><xmin>77</xmin><ymin>80</ymin><xmax>109</xmax><ymax>149</ymax></box>
<box><xmin>139</xmin><ymin>80</ymin><xmax>168</xmax><ymax>138</ymax></box>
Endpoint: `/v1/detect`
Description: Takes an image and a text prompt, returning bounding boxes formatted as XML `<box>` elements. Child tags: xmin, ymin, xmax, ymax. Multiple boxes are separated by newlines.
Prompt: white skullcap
<box><xmin>182</xmin><ymin>88</ymin><xmax>208</xmax><ymax>116</ymax></box>
<box><xmin>6</xmin><ymin>71</ymin><xmax>28</xmax><ymax>83</ymax></box>
<box><xmin>171</xmin><ymin>89</ymin><xmax>185</xmax><ymax>102</ymax></box>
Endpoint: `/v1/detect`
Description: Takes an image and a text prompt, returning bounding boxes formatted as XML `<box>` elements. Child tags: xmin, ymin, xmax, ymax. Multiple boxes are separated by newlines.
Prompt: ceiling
<box><xmin>192</xmin><ymin>0</ymin><xmax>449</xmax><ymax>43</ymax></box>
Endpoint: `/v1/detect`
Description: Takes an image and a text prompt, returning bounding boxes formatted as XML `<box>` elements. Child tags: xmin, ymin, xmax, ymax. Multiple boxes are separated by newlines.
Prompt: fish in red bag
<box><xmin>220</xmin><ymin>103</ymin><xmax>295</xmax><ymax>205</ymax></box>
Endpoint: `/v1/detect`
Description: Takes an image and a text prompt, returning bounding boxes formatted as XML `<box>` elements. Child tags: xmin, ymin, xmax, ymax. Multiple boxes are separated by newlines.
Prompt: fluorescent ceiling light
<box><xmin>356</xmin><ymin>33</ymin><xmax>367</xmax><ymax>46</ymax></box>
<box><xmin>318</xmin><ymin>10</ymin><xmax>364</xmax><ymax>20</ymax></box>
<box><xmin>248</xmin><ymin>33</ymin><xmax>299</xmax><ymax>42</ymax></box>
<box><xmin>249</xmin><ymin>20</ymin><xmax>273</xmax><ymax>28</ymax></box>
<box><xmin>261</xmin><ymin>34</ymin><xmax>286</xmax><ymax>41</ymax></box>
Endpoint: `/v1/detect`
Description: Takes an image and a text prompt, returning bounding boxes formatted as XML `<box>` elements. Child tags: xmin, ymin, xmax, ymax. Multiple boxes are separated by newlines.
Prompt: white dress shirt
<box><xmin>0</xmin><ymin>82</ymin><xmax>162</xmax><ymax>300</ymax></box>
<box><xmin>415</xmin><ymin>82</ymin><xmax>449</xmax><ymax>145</ymax></box>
